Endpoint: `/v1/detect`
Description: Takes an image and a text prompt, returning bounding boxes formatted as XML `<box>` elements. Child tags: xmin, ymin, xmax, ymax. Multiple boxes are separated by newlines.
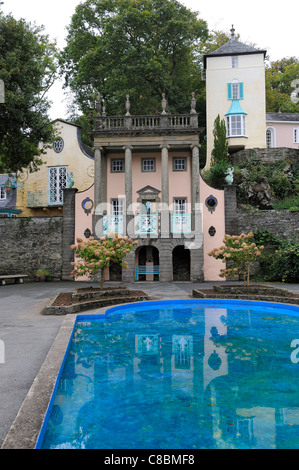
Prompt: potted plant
<box><xmin>36</xmin><ymin>269</ymin><xmax>51</xmax><ymax>282</ymax></box>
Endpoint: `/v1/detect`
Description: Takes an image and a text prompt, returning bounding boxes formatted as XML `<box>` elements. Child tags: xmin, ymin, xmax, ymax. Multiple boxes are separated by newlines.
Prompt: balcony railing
<box><xmin>171</xmin><ymin>214</ymin><xmax>192</xmax><ymax>234</ymax></box>
<box><xmin>95</xmin><ymin>113</ymin><xmax>198</xmax><ymax>133</ymax></box>
<box><xmin>136</xmin><ymin>214</ymin><xmax>159</xmax><ymax>235</ymax></box>
<box><xmin>103</xmin><ymin>215</ymin><xmax>124</xmax><ymax>235</ymax></box>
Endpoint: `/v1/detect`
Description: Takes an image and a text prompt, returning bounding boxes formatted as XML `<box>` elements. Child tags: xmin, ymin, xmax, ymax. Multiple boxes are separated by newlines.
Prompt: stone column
<box><xmin>191</xmin><ymin>144</ymin><xmax>200</xmax><ymax>233</ymax></box>
<box><xmin>224</xmin><ymin>184</ymin><xmax>237</xmax><ymax>235</ymax></box>
<box><xmin>124</xmin><ymin>145</ymin><xmax>133</xmax><ymax>235</ymax></box>
<box><xmin>191</xmin><ymin>144</ymin><xmax>200</xmax><ymax>209</ymax></box>
<box><xmin>160</xmin><ymin>144</ymin><xmax>170</xmax><ymax>238</ymax></box>
<box><xmin>93</xmin><ymin>146</ymin><xmax>107</xmax><ymax>237</ymax></box>
<box><xmin>62</xmin><ymin>187</ymin><xmax>78</xmax><ymax>280</ymax></box>
<box><xmin>94</xmin><ymin>146</ymin><xmax>104</xmax><ymax>208</ymax></box>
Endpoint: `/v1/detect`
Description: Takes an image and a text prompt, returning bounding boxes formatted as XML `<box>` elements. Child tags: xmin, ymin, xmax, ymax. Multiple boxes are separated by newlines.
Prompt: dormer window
<box><xmin>0</xmin><ymin>186</ymin><xmax>6</xmax><ymax>200</ymax></box>
<box><xmin>232</xmin><ymin>56</ymin><xmax>238</xmax><ymax>68</ymax></box>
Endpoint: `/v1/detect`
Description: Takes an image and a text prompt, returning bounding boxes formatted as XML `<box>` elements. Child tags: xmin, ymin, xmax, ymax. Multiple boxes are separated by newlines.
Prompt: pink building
<box><xmin>266</xmin><ymin>113</ymin><xmax>299</xmax><ymax>149</ymax></box>
<box><xmin>71</xmin><ymin>95</ymin><xmax>236</xmax><ymax>283</ymax></box>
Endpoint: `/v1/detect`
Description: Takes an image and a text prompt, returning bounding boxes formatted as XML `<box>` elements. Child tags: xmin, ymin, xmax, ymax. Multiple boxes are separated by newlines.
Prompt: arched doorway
<box><xmin>136</xmin><ymin>245</ymin><xmax>159</xmax><ymax>281</ymax></box>
<box><xmin>172</xmin><ymin>245</ymin><xmax>190</xmax><ymax>281</ymax></box>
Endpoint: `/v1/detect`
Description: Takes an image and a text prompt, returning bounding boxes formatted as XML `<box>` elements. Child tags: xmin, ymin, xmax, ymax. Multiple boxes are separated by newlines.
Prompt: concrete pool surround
<box><xmin>2</xmin><ymin>298</ymin><xmax>299</xmax><ymax>449</ymax></box>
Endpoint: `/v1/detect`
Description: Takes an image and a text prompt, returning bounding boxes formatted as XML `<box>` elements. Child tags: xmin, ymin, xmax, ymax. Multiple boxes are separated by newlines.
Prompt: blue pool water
<box><xmin>37</xmin><ymin>299</ymin><xmax>299</xmax><ymax>449</ymax></box>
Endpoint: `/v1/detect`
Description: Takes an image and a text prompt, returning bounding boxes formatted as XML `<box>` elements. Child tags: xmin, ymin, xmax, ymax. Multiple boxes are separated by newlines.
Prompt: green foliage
<box><xmin>202</xmin><ymin>115</ymin><xmax>229</xmax><ymax>189</ymax></box>
<box><xmin>266</xmin><ymin>57</ymin><xmax>299</xmax><ymax>113</ymax></box>
<box><xmin>211</xmin><ymin>115</ymin><xmax>228</xmax><ymax>166</ymax></box>
<box><xmin>202</xmin><ymin>160</ymin><xmax>229</xmax><ymax>189</ymax></box>
<box><xmin>235</xmin><ymin>159</ymin><xmax>299</xmax><ymax>203</ymax></box>
<box><xmin>0</xmin><ymin>12</ymin><xmax>58</xmax><ymax>172</ymax></box>
<box><xmin>59</xmin><ymin>0</ymin><xmax>208</xmax><ymax>118</ymax></box>
<box><xmin>253</xmin><ymin>229</ymin><xmax>299</xmax><ymax>283</ymax></box>
<box><xmin>272</xmin><ymin>195</ymin><xmax>299</xmax><ymax>210</ymax></box>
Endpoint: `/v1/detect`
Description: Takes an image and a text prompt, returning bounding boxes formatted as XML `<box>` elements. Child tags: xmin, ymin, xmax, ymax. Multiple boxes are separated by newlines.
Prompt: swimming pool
<box><xmin>36</xmin><ymin>299</ymin><xmax>299</xmax><ymax>449</ymax></box>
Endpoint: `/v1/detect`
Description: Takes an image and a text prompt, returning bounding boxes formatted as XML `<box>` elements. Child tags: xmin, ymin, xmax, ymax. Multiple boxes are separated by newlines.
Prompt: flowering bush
<box><xmin>70</xmin><ymin>234</ymin><xmax>139</xmax><ymax>288</ymax></box>
<box><xmin>208</xmin><ymin>232</ymin><xmax>264</xmax><ymax>286</ymax></box>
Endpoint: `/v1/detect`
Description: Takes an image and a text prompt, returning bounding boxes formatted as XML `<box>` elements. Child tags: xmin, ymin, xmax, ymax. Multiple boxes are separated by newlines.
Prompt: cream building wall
<box><xmin>17</xmin><ymin>120</ymin><xmax>94</xmax><ymax>217</ymax></box>
<box><xmin>205</xmin><ymin>52</ymin><xmax>267</xmax><ymax>168</ymax></box>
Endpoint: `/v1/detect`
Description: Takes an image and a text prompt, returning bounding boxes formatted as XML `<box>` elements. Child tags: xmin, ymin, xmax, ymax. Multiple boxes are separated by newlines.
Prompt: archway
<box><xmin>172</xmin><ymin>245</ymin><xmax>190</xmax><ymax>281</ymax></box>
<box><xmin>136</xmin><ymin>245</ymin><xmax>160</xmax><ymax>281</ymax></box>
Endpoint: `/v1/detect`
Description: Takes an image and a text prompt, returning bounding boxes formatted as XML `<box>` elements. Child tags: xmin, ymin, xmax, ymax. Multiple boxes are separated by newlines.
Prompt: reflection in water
<box><xmin>39</xmin><ymin>304</ymin><xmax>299</xmax><ymax>449</ymax></box>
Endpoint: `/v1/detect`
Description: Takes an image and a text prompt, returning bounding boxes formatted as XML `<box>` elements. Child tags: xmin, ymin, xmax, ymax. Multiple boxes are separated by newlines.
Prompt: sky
<box><xmin>1</xmin><ymin>0</ymin><xmax>298</xmax><ymax>120</ymax></box>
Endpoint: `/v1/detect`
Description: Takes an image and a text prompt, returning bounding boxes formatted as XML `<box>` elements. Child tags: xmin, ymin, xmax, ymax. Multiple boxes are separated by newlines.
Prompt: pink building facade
<box><xmin>69</xmin><ymin>95</ymin><xmax>237</xmax><ymax>283</ymax></box>
<box><xmin>266</xmin><ymin>113</ymin><xmax>299</xmax><ymax>149</ymax></box>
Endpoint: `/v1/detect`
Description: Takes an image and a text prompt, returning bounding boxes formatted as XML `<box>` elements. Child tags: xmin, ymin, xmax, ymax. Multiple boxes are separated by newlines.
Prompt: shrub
<box><xmin>208</xmin><ymin>232</ymin><xmax>264</xmax><ymax>286</ymax></box>
<box><xmin>253</xmin><ymin>230</ymin><xmax>299</xmax><ymax>282</ymax></box>
<box><xmin>71</xmin><ymin>234</ymin><xmax>138</xmax><ymax>288</ymax></box>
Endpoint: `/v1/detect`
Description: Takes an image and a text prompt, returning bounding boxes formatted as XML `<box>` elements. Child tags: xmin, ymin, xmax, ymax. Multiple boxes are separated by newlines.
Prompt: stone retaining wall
<box><xmin>0</xmin><ymin>217</ymin><xmax>63</xmax><ymax>280</ymax></box>
<box><xmin>237</xmin><ymin>208</ymin><xmax>299</xmax><ymax>241</ymax></box>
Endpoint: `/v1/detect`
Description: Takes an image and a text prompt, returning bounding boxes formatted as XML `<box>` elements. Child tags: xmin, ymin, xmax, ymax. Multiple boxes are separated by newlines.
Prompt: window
<box><xmin>174</xmin><ymin>198</ymin><xmax>187</xmax><ymax>214</ymax></box>
<box><xmin>111</xmin><ymin>198</ymin><xmax>124</xmax><ymax>216</ymax></box>
<box><xmin>111</xmin><ymin>159</ymin><xmax>124</xmax><ymax>172</ymax></box>
<box><xmin>266</xmin><ymin>127</ymin><xmax>275</xmax><ymax>148</ymax></box>
<box><xmin>142</xmin><ymin>158</ymin><xmax>155</xmax><ymax>172</ymax></box>
<box><xmin>232</xmin><ymin>82</ymin><xmax>239</xmax><ymax>100</ymax></box>
<box><xmin>294</xmin><ymin>128</ymin><xmax>299</xmax><ymax>143</ymax></box>
<box><xmin>0</xmin><ymin>187</ymin><xmax>6</xmax><ymax>200</ymax></box>
<box><xmin>226</xmin><ymin>115</ymin><xmax>246</xmax><ymax>137</ymax></box>
<box><xmin>53</xmin><ymin>139</ymin><xmax>64</xmax><ymax>153</ymax></box>
<box><xmin>227</xmin><ymin>80</ymin><xmax>244</xmax><ymax>100</ymax></box>
<box><xmin>173</xmin><ymin>158</ymin><xmax>187</xmax><ymax>171</ymax></box>
<box><xmin>48</xmin><ymin>166</ymin><xmax>67</xmax><ymax>205</ymax></box>
<box><xmin>232</xmin><ymin>56</ymin><xmax>238</xmax><ymax>68</ymax></box>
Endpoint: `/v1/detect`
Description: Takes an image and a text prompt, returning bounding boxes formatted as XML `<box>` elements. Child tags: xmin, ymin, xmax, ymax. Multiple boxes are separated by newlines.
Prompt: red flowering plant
<box><xmin>70</xmin><ymin>234</ymin><xmax>139</xmax><ymax>288</ymax></box>
<box><xmin>208</xmin><ymin>232</ymin><xmax>264</xmax><ymax>287</ymax></box>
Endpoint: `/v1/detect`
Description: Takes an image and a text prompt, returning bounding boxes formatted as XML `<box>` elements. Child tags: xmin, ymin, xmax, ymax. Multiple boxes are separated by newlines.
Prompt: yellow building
<box><xmin>17</xmin><ymin>119</ymin><xmax>94</xmax><ymax>217</ymax></box>
<box><xmin>204</xmin><ymin>26</ymin><xmax>267</xmax><ymax>168</ymax></box>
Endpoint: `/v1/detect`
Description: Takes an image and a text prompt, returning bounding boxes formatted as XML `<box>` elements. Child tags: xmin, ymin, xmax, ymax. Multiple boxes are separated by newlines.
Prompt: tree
<box><xmin>59</xmin><ymin>0</ymin><xmax>208</xmax><ymax>119</ymax></box>
<box><xmin>202</xmin><ymin>115</ymin><xmax>229</xmax><ymax>188</ymax></box>
<box><xmin>71</xmin><ymin>234</ymin><xmax>139</xmax><ymax>288</ymax></box>
<box><xmin>265</xmin><ymin>57</ymin><xmax>299</xmax><ymax>113</ymax></box>
<box><xmin>208</xmin><ymin>232</ymin><xmax>264</xmax><ymax>287</ymax></box>
<box><xmin>211</xmin><ymin>114</ymin><xmax>228</xmax><ymax>166</ymax></box>
<box><xmin>0</xmin><ymin>11</ymin><xmax>58</xmax><ymax>173</ymax></box>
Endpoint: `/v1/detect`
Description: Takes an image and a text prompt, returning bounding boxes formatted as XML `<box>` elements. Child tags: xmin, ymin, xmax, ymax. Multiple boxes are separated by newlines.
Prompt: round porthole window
<box><xmin>205</xmin><ymin>195</ymin><xmax>218</xmax><ymax>213</ymax></box>
<box><xmin>53</xmin><ymin>138</ymin><xmax>64</xmax><ymax>153</ymax></box>
<box><xmin>82</xmin><ymin>197</ymin><xmax>94</xmax><ymax>215</ymax></box>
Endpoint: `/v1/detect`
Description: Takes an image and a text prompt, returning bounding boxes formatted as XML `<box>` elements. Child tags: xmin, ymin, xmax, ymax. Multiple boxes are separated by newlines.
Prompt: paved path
<box><xmin>0</xmin><ymin>280</ymin><xmax>298</xmax><ymax>446</ymax></box>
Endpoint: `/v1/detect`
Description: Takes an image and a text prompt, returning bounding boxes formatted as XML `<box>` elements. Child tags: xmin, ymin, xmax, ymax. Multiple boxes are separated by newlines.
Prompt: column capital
<box><xmin>93</xmin><ymin>145</ymin><xmax>104</xmax><ymax>152</ymax></box>
<box><xmin>122</xmin><ymin>145</ymin><xmax>134</xmax><ymax>151</ymax></box>
<box><xmin>190</xmin><ymin>143</ymin><xmax>201</xmax><ymax>150</ymax></box>
<box><xmin>159</xmin><ymin>144</ymin><xmax>170</xmax><ymax>150</ymax></box>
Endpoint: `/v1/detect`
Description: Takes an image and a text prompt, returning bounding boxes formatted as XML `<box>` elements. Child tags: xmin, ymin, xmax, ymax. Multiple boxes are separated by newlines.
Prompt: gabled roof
<box><xmin>204</xmin><ymin>26</ymin><xmax>267</xmax><ymax>67</ymax></box>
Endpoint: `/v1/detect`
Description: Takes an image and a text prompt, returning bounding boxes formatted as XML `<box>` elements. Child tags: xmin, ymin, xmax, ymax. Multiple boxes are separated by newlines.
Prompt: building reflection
<box><xmin>42</xmin><ymin>306</ymin><xmax>299</xmax><ymax>449</ymax></box>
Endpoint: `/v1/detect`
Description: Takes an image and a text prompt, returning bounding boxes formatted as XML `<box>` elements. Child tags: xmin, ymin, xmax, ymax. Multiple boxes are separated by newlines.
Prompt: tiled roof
<box><xmin>206</xmin><ymin>37</ymin><xmax>265</xmax><ymax>57</ymax></box>
<box><xmin>203</xmin><ymin>26</ymin><xmax>266</xmax><ymax>67</ymax></box>
<box><xmin>266</xmin><ymin>113</ymin><xmax>299</xmax><ymax>122</ymax></box>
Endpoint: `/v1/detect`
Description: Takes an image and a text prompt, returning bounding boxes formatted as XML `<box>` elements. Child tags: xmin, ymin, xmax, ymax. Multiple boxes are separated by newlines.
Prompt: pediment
<box><xmin>137</xmin><ymin>185</ymin><xmax>161</xmax><ymax>195</ymax></box>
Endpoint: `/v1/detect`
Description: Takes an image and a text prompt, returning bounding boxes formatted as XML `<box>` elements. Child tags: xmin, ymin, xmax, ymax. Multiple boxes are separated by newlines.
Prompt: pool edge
<box><xmin>2</xmin><ymin>298</ymin><xmax>299</xmax><ymax>449</ymax></box>
<box><xmin>1</xmin><ymin>313</ymin><xmax>78</xmax><ymax>449</ymax></box>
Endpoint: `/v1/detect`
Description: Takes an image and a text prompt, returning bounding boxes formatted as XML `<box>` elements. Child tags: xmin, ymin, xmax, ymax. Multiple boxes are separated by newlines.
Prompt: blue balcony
<box><xmin>171</xmin><ymin>214</ymin><xmax>192</xmax><ymax>234</ymax></box>
<box><xmin>136</xmin><ymin>214</ymin><xmax>158</xmax><ymax>235</ymax></box>
<box><xmin>103</xmin><ymin>215</ymin><xmax>124</xmax><ymax>235</ymax></box>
